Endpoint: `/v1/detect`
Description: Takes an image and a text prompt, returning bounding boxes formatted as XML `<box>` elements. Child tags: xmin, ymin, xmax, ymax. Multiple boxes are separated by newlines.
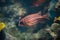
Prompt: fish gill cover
<box><xmin>0</xmin><ymin>0</ymin><xmax>60</xmax><ymax>40</ymax></box>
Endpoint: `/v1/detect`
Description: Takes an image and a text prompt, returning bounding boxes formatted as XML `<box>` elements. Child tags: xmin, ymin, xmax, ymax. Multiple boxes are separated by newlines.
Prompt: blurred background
<box><xmin>0</xmin><ymin>0</ymin><xmax>60</xmax><ymax>40</ymax></box>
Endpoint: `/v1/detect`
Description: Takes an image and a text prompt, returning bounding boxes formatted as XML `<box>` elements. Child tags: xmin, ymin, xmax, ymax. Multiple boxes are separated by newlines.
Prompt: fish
<box><xmin>54</xmin><ymin>16</ymin><xmax>60</xmax><ymax>22</ymax></box>
<box><xmin>18</xmin><ymin>11</ymin><xmax>49</xmax><ymax>27</ymax></box>
<box><xmin>0</xmin><ymin>22</ymin><xmax>6</xmax><ymax>31</ymax></box>
<box><xmin>32</xmin><ymin>0</ymin><xmax>46</xmax><ymax>7</ymax></box>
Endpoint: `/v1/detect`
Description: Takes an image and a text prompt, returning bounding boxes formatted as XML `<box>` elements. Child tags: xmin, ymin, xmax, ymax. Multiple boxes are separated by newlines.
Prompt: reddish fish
<box><xmin>18</xmin><ymin>12</ymin><xmax>49</xmax><ymax>27</ymax></box>
<box><xmin>33</xmin><ymin>0</ymin><xmax>45</xmax><ymax>7</ymax></box>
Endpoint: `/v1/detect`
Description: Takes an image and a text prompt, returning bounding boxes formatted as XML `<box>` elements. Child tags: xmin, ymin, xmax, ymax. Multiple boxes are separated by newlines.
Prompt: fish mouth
<box><xmin>18</xmin><ymin>21</ymin><xmax>25</xmax><ymax>26</ymax></box>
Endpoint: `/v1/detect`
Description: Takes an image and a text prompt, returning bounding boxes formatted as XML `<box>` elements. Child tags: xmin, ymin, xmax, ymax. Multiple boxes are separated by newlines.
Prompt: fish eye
<box><xmin>20</xmin><ymin>22</ymin><xmax>24</xmax><ymax>25</ymax></box>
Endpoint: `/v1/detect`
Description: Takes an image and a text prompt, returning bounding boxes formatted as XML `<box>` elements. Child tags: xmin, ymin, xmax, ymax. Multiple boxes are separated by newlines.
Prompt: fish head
<box><xmin>18</xmin><ymin>20</ymin><xmax>26</xmax><ymax>26</ymax></box>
